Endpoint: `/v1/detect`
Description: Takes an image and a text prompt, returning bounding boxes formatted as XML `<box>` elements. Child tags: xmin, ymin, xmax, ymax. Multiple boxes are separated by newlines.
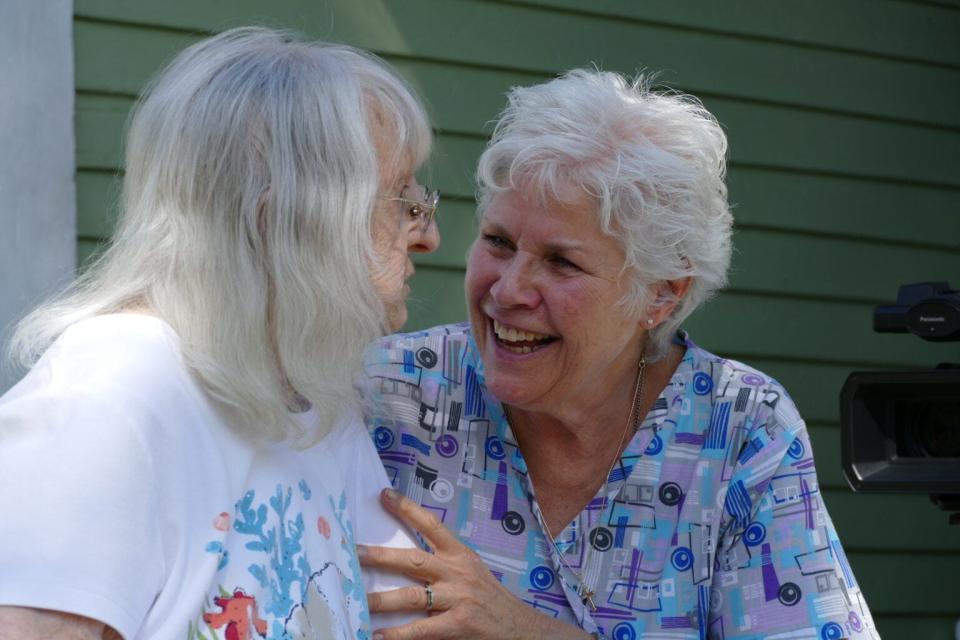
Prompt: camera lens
<box><xmin>842</xmin><ymin>366</ymin><xmax>960</xmax><ymax>493</ymax></box>
<box><xmin>914</xmin><ymin>402</ymin><xmax>960</xmax><ymax>458</ymax></box>
<box><xmin>897</xmin><ymin>400</ymin><xmax>960</xmax><ymax>458</ymax></box>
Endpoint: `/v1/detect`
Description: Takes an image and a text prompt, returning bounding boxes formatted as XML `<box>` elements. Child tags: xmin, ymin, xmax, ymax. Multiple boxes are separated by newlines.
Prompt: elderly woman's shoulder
<box><xmin>360</xmin><ymin>322</ymin><xmax>474</xmax><ymax>397</ymax></box>
<box><xmin>370</xmin><ymin>321</ymin><xmax>473</xmax><ymax>354</ymax></box>
<box><xmin>32</xmin><ymin>313</ymin><xmax>185</xmax><ymax>392</ymax></box>
<box><xmin>0</xmin><ymin>313</ymin><xmax>230</xmax><ymax>493</ymax></box>
<box><xmin>1</xmin><ymin>313</ymin><xmax>203</xmax><ymax>432</ymax></box>
<box><xmin>685</xmin><ymin>336</ymin><xmax>803</xmax><ymax>429</ymax></box>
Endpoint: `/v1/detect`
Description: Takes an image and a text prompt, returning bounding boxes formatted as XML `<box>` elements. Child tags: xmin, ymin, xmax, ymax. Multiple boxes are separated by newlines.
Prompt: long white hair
<box><xmin>9</xmin><ymin>27</ymin><xmax>432</xmax><ymax>445</ymax></box>
<box><xmin>477</xmin><ymin>69</ymin><xmax>732</xmax><ymax>359</ymax></box>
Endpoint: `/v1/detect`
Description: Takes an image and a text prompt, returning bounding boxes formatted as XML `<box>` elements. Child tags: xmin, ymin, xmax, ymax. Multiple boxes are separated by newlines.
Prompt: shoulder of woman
<box><xmin>24</xmin><ymin>313</ymin><xmax>187</xmax><ymax>402</ymax></box>
<box><xmin>0</xmin><ymin>312</ymin><xmax>221</xmax><ymax>475</ymax></box>
<box><xmin>689</xmin><ymin>343</ymin><xmax>798</xmax><ymax>414</ymax></box>
<box><xmin>0</xmin><ymin>321</ymin><xmax>186</xmax><ymax>640</ymax></box>
<box><xmin>360</xmin><ymin>322</ymin><xmax>473</xmax><ymax>392</ymax></box>
<box><xmin>369</xmin><ymin>321</ymin><xmax>471</xmax><ymax>354</ymax></box>
<box><xmin>683</xmin><ymin>344</ymin><xmax>806</xmax><ymax>456</ymax></box>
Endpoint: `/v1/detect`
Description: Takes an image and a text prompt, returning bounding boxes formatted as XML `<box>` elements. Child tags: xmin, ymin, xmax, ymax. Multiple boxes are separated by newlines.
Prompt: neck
<box><xmin>507</xmin><ymin>343</ymin><xmax>685</xmax><ymax>534</ymax></box>
<box><xmin>507</xmin><ymin>357</ymin><xmax>645</xmax><ymax>488</ymax></box>
<box><xmin>511</xmin><ymin>357</ymin><xmax>643</xmax><ymax>450</ymax></box>
<box><xmin>508</xmin><ymin>394</ymin><xmax>639</xmax><ymax>536</ymax></box>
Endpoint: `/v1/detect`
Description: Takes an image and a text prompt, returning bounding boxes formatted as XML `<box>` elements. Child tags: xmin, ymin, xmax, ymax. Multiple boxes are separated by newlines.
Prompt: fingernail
<box><xmin>372</xmin><ymin>634</ymin><xmax>384</xmax><ymax>640</ymax></box>
<box><xmin>383</xmin><ymin>488</ymin><xmax>401</xmax><ymax>502</ymax></box>
<box><xmin>355</xmin><ymin>544</ymin><xmax>368</xmax><ymax>558</ymax></box>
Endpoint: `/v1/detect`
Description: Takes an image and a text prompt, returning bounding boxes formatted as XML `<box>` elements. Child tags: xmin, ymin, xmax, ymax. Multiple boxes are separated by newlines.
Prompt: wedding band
<box><xmin>425</xmin><ymin>584</ymin><xmax>435</xmax><ymax>611</ymax></box>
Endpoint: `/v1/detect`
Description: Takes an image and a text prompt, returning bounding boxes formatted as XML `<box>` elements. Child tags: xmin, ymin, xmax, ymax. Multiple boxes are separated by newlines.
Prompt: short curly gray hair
<box><xmin>476</xmin><ymin>69</ymin><xmax>733</xmax><ymax>359</ymax></box>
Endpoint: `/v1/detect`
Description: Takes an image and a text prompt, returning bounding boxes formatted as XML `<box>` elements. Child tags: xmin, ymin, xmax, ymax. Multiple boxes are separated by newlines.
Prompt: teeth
<box><xmin>493</xmin><ymin>319</ymin><xmax>551</xmax><ymax>344</ymax></box>
<box><xmin>500</xmin><ymin>343</ymin><xmax>533</xmax><ymax>355</ymax></box>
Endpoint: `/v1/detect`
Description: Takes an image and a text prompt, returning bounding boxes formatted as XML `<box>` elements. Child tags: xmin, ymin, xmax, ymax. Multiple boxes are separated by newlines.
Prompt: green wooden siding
<box><xmin>73</xmin><ymin>1</ymin><xmax>960</xmax><ymax>637</ymax></box>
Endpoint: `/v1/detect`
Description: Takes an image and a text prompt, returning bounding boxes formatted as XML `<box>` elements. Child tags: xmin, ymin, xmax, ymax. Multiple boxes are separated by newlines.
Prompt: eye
<box><xmin>549</xmin><ymin>254</ymin><xmax>580</xmax><ymax>271</ymax></box>
<box><xmin>407</xmin><ymin>202</ymin><xmax>424</xmax><ymax>220</ymax></box>
<box><xmin>482</xmin><ymin>233</ymin><xmax>512</xmax><ymax>250</ymax></box>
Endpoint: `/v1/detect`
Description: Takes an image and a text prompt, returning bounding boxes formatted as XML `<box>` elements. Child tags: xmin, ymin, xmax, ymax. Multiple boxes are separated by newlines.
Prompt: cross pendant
<box><xmin>578</xmin><ymin>584</ymin><xmax>597</xmax><ymax>611</ymax></box>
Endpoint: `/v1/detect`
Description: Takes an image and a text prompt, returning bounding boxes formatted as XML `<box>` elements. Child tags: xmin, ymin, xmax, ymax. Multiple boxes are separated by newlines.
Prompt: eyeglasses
<box><xmin>382</xmin><ymin>185</ymin><xmax>440</xmax><ymax>231</ymax></box>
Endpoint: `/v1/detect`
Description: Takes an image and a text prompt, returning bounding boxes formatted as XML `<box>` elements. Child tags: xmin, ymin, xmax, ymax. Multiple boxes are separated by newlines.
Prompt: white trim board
<box><xmin>0</xmin><ymin>0</ymin><xmax>76</xmax><ymax>392</ymax></box>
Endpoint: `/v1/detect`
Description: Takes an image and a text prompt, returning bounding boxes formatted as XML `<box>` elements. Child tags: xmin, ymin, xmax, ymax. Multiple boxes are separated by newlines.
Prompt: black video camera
<box><xmin>840</xmin><ymin>282</ymin><xmax>960</xmax><ymax>522</ymax></box>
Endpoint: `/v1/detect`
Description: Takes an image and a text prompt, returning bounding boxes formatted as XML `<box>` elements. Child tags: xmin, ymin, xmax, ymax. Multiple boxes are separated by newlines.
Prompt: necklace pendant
<box><xmin>578</xmin><ymin>584</ymin><xmax>597</xmax><ymax>611</ymax></box>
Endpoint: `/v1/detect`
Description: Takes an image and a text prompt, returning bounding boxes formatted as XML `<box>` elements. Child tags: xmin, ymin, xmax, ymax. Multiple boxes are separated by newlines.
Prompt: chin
<box><xmin>385</xmin><ymin>304</ymin><xmax>408</xmax><ymax>333</ymax></box>
<box><xmin>486</xmin><ymin>376</ymin><xmax>524</xmax><ymax>406</ymax></box>
<box><xmin>486</xmin><ymin>373</ymin><xmax>548</xmax><ymax>415</ymax></box>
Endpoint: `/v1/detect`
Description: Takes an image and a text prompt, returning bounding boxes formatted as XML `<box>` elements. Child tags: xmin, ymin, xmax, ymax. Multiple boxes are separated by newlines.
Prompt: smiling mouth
<box><xmin>492</xmin><ymin>319</ymin><xmax>558</xmax><ymax>354</ymax></box>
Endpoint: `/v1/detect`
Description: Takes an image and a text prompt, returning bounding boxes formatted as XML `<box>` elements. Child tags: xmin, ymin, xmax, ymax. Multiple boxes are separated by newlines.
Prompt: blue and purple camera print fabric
<box><xmin>360</xmin><ymin>323</ymin><xmax>879</xmax><ymax>640</ymax></box>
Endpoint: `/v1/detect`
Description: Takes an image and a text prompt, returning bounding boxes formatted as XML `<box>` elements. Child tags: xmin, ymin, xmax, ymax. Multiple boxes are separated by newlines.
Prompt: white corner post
<box><xmin>0</xmin><ymin>0</ymin><xmax>76</xmax><ymax>392</ymax></box>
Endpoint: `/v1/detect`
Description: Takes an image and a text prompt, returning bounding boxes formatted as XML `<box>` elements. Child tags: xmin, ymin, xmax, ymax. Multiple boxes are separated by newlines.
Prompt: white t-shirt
<box><xmin>0</xmin><ymin>314</ymin><xmax>419</xmax><ymax>639</ymax></box>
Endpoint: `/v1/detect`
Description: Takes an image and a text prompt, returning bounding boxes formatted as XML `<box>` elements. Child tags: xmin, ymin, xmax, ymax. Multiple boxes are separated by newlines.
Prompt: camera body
<box><xmin>840</xmin><ymin>282</ymin><xmax>960</xmax><ymax>503</ymax></box>
<box><xmin>841</xmin><ymin>367</ymin><xmax>960</xmax><ymax>493</ymax></box>
<box><xmin>872</xmin><ymin>281</ymin><xmax>960</xmax><ymax>341</ymax></box>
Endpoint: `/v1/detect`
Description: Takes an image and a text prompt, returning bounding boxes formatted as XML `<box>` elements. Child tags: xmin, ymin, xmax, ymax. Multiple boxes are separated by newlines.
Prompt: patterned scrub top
<box><xmin>359</xmin><ymin>323</ymin><xmax>880</xmax><ymax>640</ymax></box>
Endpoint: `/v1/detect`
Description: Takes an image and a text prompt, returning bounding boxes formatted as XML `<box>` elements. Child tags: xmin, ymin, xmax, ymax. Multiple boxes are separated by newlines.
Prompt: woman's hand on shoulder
<box><xmin>0</xmin><ymin>607</ymin><xmax>122</xmax><ymax>640</ymax></box>
<box><xmin>359</xmin><ymin>489</ymin><xmax>591</xmax><ymax>640</ymax></box>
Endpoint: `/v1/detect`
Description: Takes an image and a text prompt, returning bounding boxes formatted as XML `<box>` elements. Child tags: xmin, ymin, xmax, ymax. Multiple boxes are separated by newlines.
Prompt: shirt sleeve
<box><xmin>0</xmin><ymin>367</ymin><xmax>166</xmax><ymax>639</ymax></box>
<box><xmin>709</xmin><ymin>396</ymin><xmax>879</xmax><ymax>640</ymax></box>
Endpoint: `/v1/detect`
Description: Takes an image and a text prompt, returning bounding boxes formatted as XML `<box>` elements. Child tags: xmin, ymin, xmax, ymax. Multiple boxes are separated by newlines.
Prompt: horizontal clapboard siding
<box><xmin>509</xmin><ymin>0</ymin><xmax>960</xmax><ymax>68</ymax></box>
<box><xmin>73</xmin><ymin>1</ymin><xmax>960</xmax><ymax>637</ymax></box>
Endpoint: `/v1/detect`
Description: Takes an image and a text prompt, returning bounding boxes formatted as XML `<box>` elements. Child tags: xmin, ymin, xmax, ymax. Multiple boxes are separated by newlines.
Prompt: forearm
<box><xmin>0</xmin><ymin>606</ymin><xmax>121</xmax><ymax>640</ymax></box>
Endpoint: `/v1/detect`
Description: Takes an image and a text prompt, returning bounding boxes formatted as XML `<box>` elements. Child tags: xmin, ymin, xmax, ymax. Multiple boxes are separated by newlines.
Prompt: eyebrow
<box><xmin>481</xmin><ymin>221</ymin><xmax>588</xmax><ymax>256</ymax></box>
<box><xmin>544</xmin><ymin>239</ymin><xmax>587</xmax><ymax>255</ymax></box>
<box><xmin>392</xmin><ymin>168</ymin><xmax>416</xmax><ymax>191</ymax></box>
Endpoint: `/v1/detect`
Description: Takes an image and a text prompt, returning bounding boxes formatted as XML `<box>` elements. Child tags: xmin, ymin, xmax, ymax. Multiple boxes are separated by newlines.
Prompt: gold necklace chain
<box><xmin>506</xmin><ymin>355</ymin><xmax>647</xmax><ymax>612</ymax></box>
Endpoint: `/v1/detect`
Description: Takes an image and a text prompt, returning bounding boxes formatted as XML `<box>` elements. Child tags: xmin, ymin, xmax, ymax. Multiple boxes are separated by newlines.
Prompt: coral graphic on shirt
<box><xmin>192</xmin><ymin>481</ymin><xmax>370</xmax><ymax>640</ymax></box>
<box><xmin>202</xmin><ymin>589</ymin><xmax>268</xmax><ymax>640</ymax></box>
<box><xmin>206</xmin><ymin>540</ymin><xmax>230</xmax><ymax>571</ymax></box>
<box><xmin>317</xmin><ymin>516</ymin><xmax>332</xmax><ymax>539</ymax></box>
<box><xmin>214</xmin><ymin>511</ymin><xmax>232</xmax><ymax>531</ymax></box>
<box><xmin>235</xmin><ymin>483</ymin><xmax>314</xmax><ymax>621</ymax></box>
<box><xmin>329</xmin><ymin>490</ymin><xmax>370</xmax><ymax>638</ymax></box>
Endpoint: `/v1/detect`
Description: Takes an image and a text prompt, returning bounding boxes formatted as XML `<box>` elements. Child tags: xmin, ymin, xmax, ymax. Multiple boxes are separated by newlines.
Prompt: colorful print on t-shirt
<box><xmin>190</xmin><ymin>482</ymin><xmax>370</xmax><ymax>640</ymax></box>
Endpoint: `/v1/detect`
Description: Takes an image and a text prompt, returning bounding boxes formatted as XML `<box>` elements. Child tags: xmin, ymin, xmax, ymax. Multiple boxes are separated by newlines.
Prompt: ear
<box><xmin>644</xmin><ymin>277</ymin><xmax>693</xmax><ymax>328</ymax></box>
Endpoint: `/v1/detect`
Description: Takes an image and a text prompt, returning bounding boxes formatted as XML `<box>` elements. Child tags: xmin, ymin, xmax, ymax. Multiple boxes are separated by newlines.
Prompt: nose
<box><xmin>409</xmin><ymin>218</ymin><xmax>440</xmax><ymax>254</ymax></box>
<box><xmin>491</xmin><ymin>254</ymin><xmax>540</xmax><ymax>309</ymax></box>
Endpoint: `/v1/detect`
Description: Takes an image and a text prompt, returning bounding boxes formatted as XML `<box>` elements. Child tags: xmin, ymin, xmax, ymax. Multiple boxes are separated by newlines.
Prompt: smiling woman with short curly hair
<box><xmin>358</xmin><ymin>69</ymin><xmax>878</xmax><ymax>640</ymax></box>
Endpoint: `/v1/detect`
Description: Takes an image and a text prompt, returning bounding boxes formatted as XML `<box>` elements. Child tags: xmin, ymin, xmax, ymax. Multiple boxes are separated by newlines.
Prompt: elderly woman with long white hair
<box><xmin>0</xmin><ymin>27</ymin><xmax>438</xmax><ymax>639</ymax></box>
<box><xmin>359</xmin><ymin>70</ymin><xmax>879</xmax><ymax>640</ymax></box>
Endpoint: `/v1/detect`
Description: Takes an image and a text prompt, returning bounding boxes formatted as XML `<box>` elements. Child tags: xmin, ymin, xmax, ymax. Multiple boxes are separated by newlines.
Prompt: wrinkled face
<box><xmin>466</xmin><ymin>187</ymin><xmax>647</xmax><ymax>415</ymax></box>
<box><xmin>369</xmin><ymin>129</ymin><xmax>439</xmax><ymax>332</ymax></box>
<box><xmin>370</xmin><ymin>176</ymin><xmax>427</xmax><ymax>332</ymax></box>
